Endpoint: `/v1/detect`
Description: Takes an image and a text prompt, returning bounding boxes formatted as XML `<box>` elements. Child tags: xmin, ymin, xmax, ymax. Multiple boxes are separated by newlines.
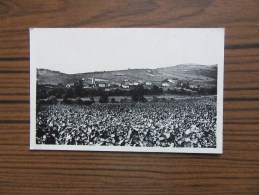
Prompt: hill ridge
<box><xmin>37</xmin><ymin>64</ymin><xmax>217</xmax><ymax>88</ymax></box>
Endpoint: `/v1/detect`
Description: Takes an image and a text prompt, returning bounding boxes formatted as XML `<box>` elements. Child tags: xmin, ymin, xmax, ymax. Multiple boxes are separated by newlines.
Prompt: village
<box><xmin>36</xmin><ymin>66</ymin><xmax>217</xmax><ymax>102</ymax></box>
<box><xmin>64</xmin><ymin>76</ymin><xmax>201</xmax><ymax>95</ymax></box>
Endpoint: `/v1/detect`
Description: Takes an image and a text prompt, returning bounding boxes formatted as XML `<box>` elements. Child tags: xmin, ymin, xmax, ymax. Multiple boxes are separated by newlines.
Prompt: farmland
<box><xmin>36</xmin><ymin>96</ymin><xmax>217</xmax><ymax>148</ymax></box>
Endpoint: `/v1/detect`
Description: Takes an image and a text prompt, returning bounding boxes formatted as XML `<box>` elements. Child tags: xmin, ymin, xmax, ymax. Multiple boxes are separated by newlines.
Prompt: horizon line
<box><xmin>36</xmin><ymin>63</ymin><xmax>217</xmax><ymax>75</ymax></box>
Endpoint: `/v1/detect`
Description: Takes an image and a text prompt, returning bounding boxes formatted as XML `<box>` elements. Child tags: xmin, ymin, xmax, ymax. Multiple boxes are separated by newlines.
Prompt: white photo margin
<box><xmin>30</xmin><ymin>28</ymin><xmax>224</xmax><ymax>154</ymax></box>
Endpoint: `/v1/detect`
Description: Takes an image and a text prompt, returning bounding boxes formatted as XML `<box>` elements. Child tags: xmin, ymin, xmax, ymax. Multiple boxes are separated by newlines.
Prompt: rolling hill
<box><xmin>37</xmin><ymin>64</ymin><xmax>217</xmax><ymax>87</ymax></box>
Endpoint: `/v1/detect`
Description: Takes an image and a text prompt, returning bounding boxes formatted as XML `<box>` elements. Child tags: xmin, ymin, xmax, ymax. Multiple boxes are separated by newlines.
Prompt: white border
<box><xmin>30</xmin><ymin>29</ymin><xmax>37</xmax><ymax>150</ymax></box>
<box><xmin>30</xmin><ymin>28</ymin><xmax>224</xmax><ymax>154</ymax></box>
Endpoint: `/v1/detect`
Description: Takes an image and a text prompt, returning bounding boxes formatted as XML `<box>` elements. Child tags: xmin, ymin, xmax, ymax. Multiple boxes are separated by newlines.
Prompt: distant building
<box><xmin>66</xmin><ymin>83</ymin><xmax>74</xmax><ymax>88</ymax></box>
<box><xmin>167</xmin><ymin>79</ymin><xmax>177</xmax><ymax>83</ymax></box>
<box><xmin>162</xmin><ymin>83</ymin><xmax>170</xmax><ymax>87</ymax></box>
<box><xmin>190</xmin><ymin>85</ymin><xmax>199</xmax><ymax>89</ymax></box>
<box><xmin>91</xmin><ymin>76</ymin><xmax>96</xmax><ymax>87</ymax></box>
<box><xmin>98</xmin><ymin>83</ymin><xmax>106</xmax><ymax>88</ymax></box>
<box><xmin>134</xmin><ymin>82</ymin><xmax>139</xmax><ymax>86</ymax></box>
<box><xmin>175</xmin><ymin>87</ymin><xmax>182</xmax><ymax>91</ymax></box>
<box><xmin>114</xmin><ymin>83</ymin><xmax>121</xmax><ymax>87</ymax></box>
<box><xmin>145</xmin><ymin>81</ymin><xmax>152</xmax><ymax>85</ymax></box>
<box><xmin>122</xmin><ymin>84</ymin><xmax>130</xmax><ymax>89</ymax></box>
<box><xmin>183</xmin><ymin>88</ymin><xmax>193</xmax><ymax>92</ymax></box>
<box><xmin>125</xmin><ymin>81</ymin><xmax>133</xmax><ymax>86</ymax></box>
<box><xmin>109</xmin><ymin>82</ymin><xmax>121</xmax><ymax>87</ymax></box>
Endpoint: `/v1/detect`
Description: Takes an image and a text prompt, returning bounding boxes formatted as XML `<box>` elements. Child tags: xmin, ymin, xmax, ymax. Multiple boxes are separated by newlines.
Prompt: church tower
<box><xmin>91</xmin><ymin>76</ymin><xmax>96</xmax><ymax>87</ymax></box>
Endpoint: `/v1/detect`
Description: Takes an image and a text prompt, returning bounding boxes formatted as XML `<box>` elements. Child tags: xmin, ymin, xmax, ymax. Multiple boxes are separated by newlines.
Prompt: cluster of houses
<box><xmin>65</xmin><ymin>76</ymin><xmax>200</xmax><ymax>94</ymax></box>
<box><xmin>66</xmin><ymin>77</ymin><xmax>154</xmax><ymax>90</ymax></box>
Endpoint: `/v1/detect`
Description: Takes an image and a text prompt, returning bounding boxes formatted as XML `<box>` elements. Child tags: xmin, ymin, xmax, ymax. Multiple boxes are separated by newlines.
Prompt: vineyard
<box><xmin>36</xmin><ymin>96</ymin><xmax>217</xmax><ymax>148</ymax></box>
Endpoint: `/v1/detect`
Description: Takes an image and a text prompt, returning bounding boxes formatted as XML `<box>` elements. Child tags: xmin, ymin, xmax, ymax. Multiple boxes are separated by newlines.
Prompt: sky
<box><xmin>30</xmin><ymin>28</ymin><xmax>224</xmax><ymax>74</ymax></box>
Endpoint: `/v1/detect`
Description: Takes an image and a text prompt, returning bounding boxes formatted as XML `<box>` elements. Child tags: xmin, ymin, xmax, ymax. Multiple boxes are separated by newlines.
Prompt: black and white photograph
<box><xmin>30</xmin><ymin>28</ymin><xmax>224</xmax><ymax>153</ymax></box>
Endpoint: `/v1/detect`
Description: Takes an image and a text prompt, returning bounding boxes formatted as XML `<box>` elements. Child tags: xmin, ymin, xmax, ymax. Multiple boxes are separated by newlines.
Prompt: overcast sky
<box><xmin>30</xmin><ymin>28</ymin><xmax>224</xmax><ymax>74</ymax></box>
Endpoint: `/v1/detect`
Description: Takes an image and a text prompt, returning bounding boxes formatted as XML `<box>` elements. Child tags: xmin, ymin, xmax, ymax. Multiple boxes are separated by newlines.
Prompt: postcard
<box><xmin>30</xmin><ymin>28</ymin><xmax>224</xmax><ymax>153</ymax></box>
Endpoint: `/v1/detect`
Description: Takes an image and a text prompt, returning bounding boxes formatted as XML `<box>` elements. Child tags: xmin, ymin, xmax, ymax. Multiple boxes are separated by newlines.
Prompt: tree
<box><xmin>36</xmin><ymin>83</ymin><xmax>48</xmax><ymax>99</ymax></box>
<box><xmin>46</xmin><ymin>95</ymin><xmax>58</xmax><ymax>104</ymax></box>
<box><xmin>64</xmin><ymin>87</ymin><xmax>75</xmax><ymax>98</ymax></box>
<box><xmin>131</xmin><ymin>85</ymin><xmax>147</xmax><ymax>102</ymax></box>
<box><xmin>111</xmin><ymin>98</ymin><xmax>116</xmax><ymax>103</ymax></box>
<box><xmin>198</xmin><ymin>88</ymin><xmax>205</xmax><ymax>95</ymax></box>
<box><xmin>152</xmin><ymin>96</ymin><xmax>158</xmax><ymax>102</ymax></box>
<box><xmin>151</xmin><ymin>85</ymin><xmax>163</xmax><ymax>95</ymax></box>
<box><xmin>99</xmin><ymin>91</ymin><xmax>108</xmax><ymax>103</ymax></box>
<box><xmin>55</xmin><ymin>85</ymin><xmax>65</xmax><ymax>98</ymax></box>
<box><xmin>186</xmin><ymin>81</ymin><xmax>190</xmax><ymax>89</ymax></box>
<box><xmin>75</xmin><ymin>97</ymin><xmax>83</xmax><ymax>104</ymax></box>
<box><xmin>74</xmin><ymin>80</ymin><xmax>83</xmax><ymax>97</ymax></box>
<box><xmin>90</xmin><ymin>96</ymin><xmax>95</xmax><ymax>103</ymax></box>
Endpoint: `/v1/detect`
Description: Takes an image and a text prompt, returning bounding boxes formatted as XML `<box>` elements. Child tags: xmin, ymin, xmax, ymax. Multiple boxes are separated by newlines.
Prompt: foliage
<box><xmin>44</xmin><ymin>95</ymin><xmax>58</xmax><ymax>104</ymax></box>
<box><xmin>74</xmin><ymin>80</ymin><xmax>84</xmax><ymax>97</ymax></box>
<box><xmin>131</xmin><ymin>85</ymin><xmax>148</xmax><ymax>102</ymax></box>
<box><xmin>99</xmin><ymin>92</ymin><xmax>109</xmax><ymax>103</ymax></box>
<box><xmin>111</xmin><ymin>98</ymin><xmax>116</xmax><ymax>103</ymax></box>
<box><xmin>75</xmin><ymin>97</ymin><xmax>83</xmax><ymax>104</ymax></box>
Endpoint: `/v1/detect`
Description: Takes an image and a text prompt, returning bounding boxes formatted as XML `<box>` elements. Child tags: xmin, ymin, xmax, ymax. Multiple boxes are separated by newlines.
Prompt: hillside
<box><xmin>37</xmin><ymin>64</ymin><xmax>217</xmax><ymax>87</ymax></box>
<box><xmin>37</xmin><ymin>69</ymin><xmax>74</xmax><ymax>85</ymax></box>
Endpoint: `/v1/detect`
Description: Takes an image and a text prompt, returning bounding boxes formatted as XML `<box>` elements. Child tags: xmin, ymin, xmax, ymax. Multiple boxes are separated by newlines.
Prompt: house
<box><xmin>125</xmin><ymin>81</ymin><xmax>133</xmax><ymax>86</ymax></box>
<box><xmin>98</xmin><ymin>83</ymin><xmax>106</xmax><ymax>88</ymax></box>
<box><xmin>122</xmin><ymin>84</ymin><xmax>130</xmax><ymax>89</ymax></box>
<box><xmin>109</xmin><ymin>82</ymin><xmax>121</xmax><ymax>87</ymax></box>
<box><xmin>114</xmin><ymin>83</ymin><xmax>121</xmax><ymax>87</ymax></box>
<box><xmin>167</xmin><ymin>79</ymin><xmax>177</xmax><ymax>83</ymax></box>
<box><xmin>175</xmin><ymin>87</ymin><xmax>182</xmax><ymax>91</ymax></box>
<box><xmin>66</xmin><ymin>83</ymin><xmax>74</xmax><ymax>88</ymax></box>
<box><xmin>145</xmin><ymin>81</ymin><xmax>152</xmax><ymax>85</ymax></box>
<box><xmin>183</xmin><ymin>88</ymin><xmax>193</xmax><ymax>92</ymax></box>
<box><xmin>162</xmin><ymin>83</ymin><xmax>170</xmax><ymax>87</ymax></box>
<box><xmin>189</xmin><ymin>85</ymin><xmax>200</xmax><ymax>90</ymax></box>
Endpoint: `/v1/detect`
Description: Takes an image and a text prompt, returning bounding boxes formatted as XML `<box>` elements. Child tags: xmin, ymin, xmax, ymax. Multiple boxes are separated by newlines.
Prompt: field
<box><xmin>79</xmin><ymin>95</ymin><xmax>216</xmax><ymax>103</ymax></box>
<box><xmin>36</xmin><ymin>96</ymin><xmax>217</xmax><ymax>148</ymax></box>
